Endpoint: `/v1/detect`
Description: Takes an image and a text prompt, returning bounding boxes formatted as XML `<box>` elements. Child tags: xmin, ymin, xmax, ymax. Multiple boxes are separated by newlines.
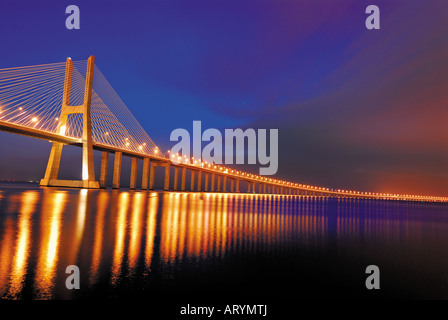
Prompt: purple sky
<box><xmin>0</xmin><ymin>0</ymin><xmax>447</xmax><ymax>195</ymax></box>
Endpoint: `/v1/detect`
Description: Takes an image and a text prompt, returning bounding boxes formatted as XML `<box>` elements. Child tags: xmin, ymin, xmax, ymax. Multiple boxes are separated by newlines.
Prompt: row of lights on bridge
<box><xmin>7</xmin><ymin>108</ymin><xmax>447</xmax><ymax>202</ymax></box>
<box><xmin>162</xmin><ymin>150</ymin><xmax>447</xmax><ymax>202</ymax></box>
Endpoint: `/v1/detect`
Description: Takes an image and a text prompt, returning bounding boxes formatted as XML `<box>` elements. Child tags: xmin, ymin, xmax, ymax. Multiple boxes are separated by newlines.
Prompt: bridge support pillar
<box><xmin>100</xmin><ymin>152</ymin><xmax>109</xmax><ymax>188</ymax></box>
<box><xmin>40</xmin><ymin>142</ymin><xmax>63</xmax><ymax>187</ymax></box>
<box><xmin>149</xmin><ymin>162</ymin><xmax>155</xmax><ymax>190</ymax></box>
<box><xmin>164</xmin><ymin>164</ymin><xmax>170</xmax><ymax>191</ymax></box>
<box><xmin>40</xmin><ymin>56</ymin><xmax>99</xmax><ymax>189</ymax></box>
<box><xmin>173</xmin><ymin>167</ymin><xmax>179</xmax><ymax>191</ymax></box>
<box><xmin>181</xmin><ymin>167</ymin><xmax>186</xmax><ymax>191</ymax></box>
<box><xmin>248</xmin><ymin>182</ymin><xmax>251</xmax><ymax>193</ymax></box>
<box><xmin>130</xmin><ymin>157</ymin><xmax>138</xmax><ymax>190</ymax></box>
<box><xmin>223</xmin><ymin>176</ymin><xmax>227</xmax><ymax>192</ymax></box>
<box><xmin>230</xmin><ymin>179</ymin><xmax>234</xmax><ymax>192</ymax></box>
<box><xmin>112</xmin><ymin>151</ymin><xmax>122</xmax><ymax>189</ymax></box>
<box><xmin>217</xmin><ymin>175</ymin><xmax>221</xmax><ymax>192</ymax></box>
<box><xmin>190</xmin><ymin>170</ymin><xmax>195</xmax><ymax>191</ymax></box>
<box><xmin>204</xmin><ymin>173</ymin><xmax>209</xmax><ymax>192</ymax></box>
<box><xmin>236</xmin><ymin>180</ymin><xmax>239</xmax><ymax>192</ymax></box>
<box><xmin>141</xmin><ymin>158</ymin><xmax>149</xmax><ymax>190</ymax></box>
<box><xmin>197</xmin><ymin>171</ymin><xmax>202</xmax><ymax>191</ymax></box>
<box><xmin>211</xmin><ymin>173</ymin><xmax>215</xmax><ymax>192</ymax></box>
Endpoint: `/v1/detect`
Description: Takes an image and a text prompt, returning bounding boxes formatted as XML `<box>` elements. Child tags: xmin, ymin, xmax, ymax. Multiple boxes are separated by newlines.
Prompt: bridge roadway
<box><xmin>1</xmin><ymin>119</ymin><xmax>447</xmax><ymax>202</ymax></box>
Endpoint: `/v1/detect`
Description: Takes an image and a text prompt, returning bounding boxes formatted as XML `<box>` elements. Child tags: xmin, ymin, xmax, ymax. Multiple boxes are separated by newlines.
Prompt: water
<box><xmin>0</xmin><ymin>183</ymin><xmax>448</xmax><ymax>301</ymax></box>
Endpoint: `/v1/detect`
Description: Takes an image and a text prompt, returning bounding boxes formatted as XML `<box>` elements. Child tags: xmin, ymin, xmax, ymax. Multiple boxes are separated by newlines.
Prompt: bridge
<box><xmin>0</xmin><ymin>56</ymin><xmax>446</xmax><ymax>202</ymax></box>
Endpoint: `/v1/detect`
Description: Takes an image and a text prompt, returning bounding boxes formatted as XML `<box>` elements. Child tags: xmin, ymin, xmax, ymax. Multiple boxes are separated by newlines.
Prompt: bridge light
<box><xmin>139</xmin><ymin>145</ymin><xmax>143</xmax><ymax>150</ymax></box>
<box><xmin>154</xmin><ymin>149</ymin><xmax>158</xmax><ymax>154</ymax></box>
<box><xmin>31</xmin><ymin>117</ymin><xmax>38</xmax><ymax>122</ymax></box>
<box><xmin>18</xmin><ymin>107</ymin><xmax>23</xmax><ymax>110</ymax></box>
<box><xmin>126</xmin><ymin>142</ymin><xmax>130</xmax><ymax>146</ymax></box>
<box><xmin>105</xmin><ymin>132</ymin><xmax>109</xmax><ymax>135</ymax></box>
<box><xmin>55</xmin><ymin>117</ymin><xmax>59</xmax><ymax>121</ymax></box>
<box><xmin>60</xmin><ymin>125</ymin><xmax>66</xmax><ymax>135</ymax></box>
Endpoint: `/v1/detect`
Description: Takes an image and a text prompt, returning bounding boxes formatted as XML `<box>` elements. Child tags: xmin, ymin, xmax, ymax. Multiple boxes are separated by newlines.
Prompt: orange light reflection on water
<box><xmin>34</xmin><ymin>191</ymin><xmax>67</xmax><ymax>299</ymax></box>
<box><xmin>89</xmin><ymin>190</ymin><xmax>109</xmax><ymax>285</ymax></box>
<box><xmin>0</xmin><ymin>190</ymin><xmax>340</xmax><ymax>299</ymax></box>
<box><xmin>8</xmin><ymin>191</ymin><xmax>38</xmax><ymax>298</ymax></box>
<box><xmin>128</xmin><ymin>192</ymin><xmax>145</xmax><ymax>276</ymax></box>
<box><xmin>144</xmin><ymin>193</ymin><xmax>158</xmax><ymax>273</ymax></box>
<box><xmin>111</xmin><ymin>192</ymin><xmax>129</xmax><ymax>286</ymax></box>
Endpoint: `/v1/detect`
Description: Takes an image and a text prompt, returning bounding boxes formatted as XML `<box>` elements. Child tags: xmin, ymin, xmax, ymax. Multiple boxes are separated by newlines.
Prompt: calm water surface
<box><xmin>1</xmin><ymin>183</ymin><xmax>448</xmax><ymax>300</ymax></box>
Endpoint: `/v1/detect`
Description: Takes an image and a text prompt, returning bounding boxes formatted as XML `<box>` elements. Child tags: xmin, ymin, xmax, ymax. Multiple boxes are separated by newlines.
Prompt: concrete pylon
<box><xmin>112</xmin><ymin>152</ymin><xmax>122</xmax><ymax>189</ymax></box>
<box><xmin>181</xmin><ymin>167</ymin><xmax>186</xmax><ymax>191</ymax></box>
<box><xmin>211</xmin><ymin>173</ymin><xmax>215</xmax><ymax>192</ymax></box>
<box><xmin>197</xmin><ymin>171</ymin><xmax>202</xmax><ymax>191</ymax></box>
<box><xmin>190</xmin><ymin>170</ymin><xmax>195</xmax><ymax>191</ymax></box>
<box><xmin>204</xmin><ymin>173</ymin><xmax>209</xmax><ymax>192</ymax></box>
<box><xmin>40</xmin><ymin>56</ymin><xmax>99</xmax><ymax>189</ymax></box>
<box><xmin>130</xmin><ymin>157</ymin><xmax>138</xmax><ymax>189</ymax></box>
<box><xmin>173</xmin><ymin>167</ymin><xmax>179</xmax><ymax>191</ymax></box>
<box><xmin>100</xmin><ymin>152</ymin><xmax>109</xmax><ymax>188</ymax></box>
<box><xmin>141</xmin><ymin>158</ymin><xmax>150</xmax><ymax>190</ymax></box>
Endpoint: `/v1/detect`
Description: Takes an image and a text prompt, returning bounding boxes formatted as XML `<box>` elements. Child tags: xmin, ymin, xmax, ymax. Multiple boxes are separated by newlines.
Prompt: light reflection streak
<box><xmin>111</xmin><ymin>192</ymin><xmax>129</xmax><ymax>286</ymax></box>
<box><xmin>157</xmin><ymin>193</ymin><xmax>330</xmax><ymax>264</ymax></box>
<box><xmin>144</xmin><ymin>193</ymin><xmax>158</xmax><ymax>273</ymax></box>
<box><xmin>89</xmin><ymin>191</ymin><xmax>109</xmax><ymax>285</ymax></box>
<box><xmin>0</xmin><ymin>188</ymin><xmax>443</xmax><ymax>299</ymax></box>
<box><xmin>67</xmin><ymin>189</ymin><xmax>88</xmax><ymax>265</ymax></box>
<box><xmin>34</xmin><ymin>190</ymin><xmax>67</xmax><ymax>299</ymax></box>
<box><xmin>8</xmin><ymin>191</ymin><xmax>38</xmax><ymax>299</ymax></box>
<box><xmin>0</xmin><ymin>218</ymin><xmax>15</xmax><ymax>297</ymax></box>
<box><xmin>128</xmin><ymin>192</ymin><xmax>145</xmax><ymax>276</ymax></box>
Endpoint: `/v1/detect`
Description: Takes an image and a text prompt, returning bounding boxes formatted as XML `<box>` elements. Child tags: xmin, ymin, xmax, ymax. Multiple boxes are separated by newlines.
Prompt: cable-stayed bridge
<box><xmin>0</xmin><ymin>56</ymin><xmax>446</xmax><ymax>202</ymax></box>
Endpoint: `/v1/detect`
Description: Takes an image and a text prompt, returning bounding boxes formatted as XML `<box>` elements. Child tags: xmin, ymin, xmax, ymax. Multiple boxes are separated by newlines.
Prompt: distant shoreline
<box><xmin>0</xmin><ymin>180</ymin><xmax>39</xmax><ymax>184</ymax></box>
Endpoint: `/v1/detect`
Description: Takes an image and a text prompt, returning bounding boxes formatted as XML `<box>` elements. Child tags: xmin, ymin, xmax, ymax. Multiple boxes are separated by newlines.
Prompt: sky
<box><xmin>0</xmin><ymin>0</ymin><xmax>447</xmax><ymax>195</ymax></box>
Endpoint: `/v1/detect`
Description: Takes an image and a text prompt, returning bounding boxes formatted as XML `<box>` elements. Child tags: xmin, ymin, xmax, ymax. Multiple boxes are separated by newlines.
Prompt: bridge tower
<box><xmin>40</xmin><ymin>56</ymin><xmax>99</xmax><ymax>189</ymax></box>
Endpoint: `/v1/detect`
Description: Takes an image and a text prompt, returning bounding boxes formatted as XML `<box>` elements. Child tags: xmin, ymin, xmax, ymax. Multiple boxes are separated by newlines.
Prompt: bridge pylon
<box><xmin>40</xmin><ymin>56</ymin><xmax>99</xmax><ymax>189</ymax></box>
